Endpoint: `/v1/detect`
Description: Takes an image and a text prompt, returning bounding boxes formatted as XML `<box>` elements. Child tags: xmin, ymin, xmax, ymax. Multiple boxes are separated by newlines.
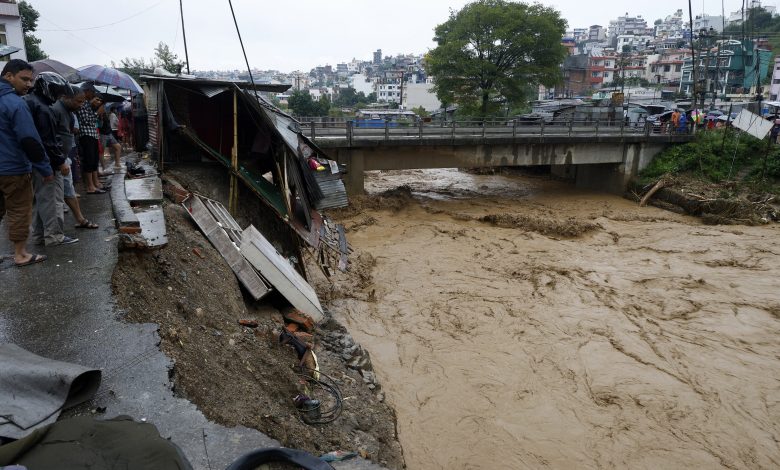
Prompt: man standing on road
<box><xmin>52</xmin><ymin>85</ymin><xmax>97</xmax><ymax>229</ymax></box>
<box><xmin>75</xmin><ymin>82</ymin><xmax>106</xmax><ymax>194</ymax></box>
<box><xmin>0</xmin><ymin>59</ymin><xmax>52</xmax><ymax>266</ymax></box>
<box><xmin>24</xmin><ymin>71</ymin><xmax>78</xmax><ymax>247</ymax></box>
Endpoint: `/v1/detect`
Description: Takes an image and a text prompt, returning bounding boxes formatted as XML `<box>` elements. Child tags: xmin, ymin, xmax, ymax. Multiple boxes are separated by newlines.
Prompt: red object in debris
<box><xmin>192</xmin><ymin>247</ymin><xmax>204</xmax><ymax>259</ymax></box>
<box><xmin>238</xmin><ymin>319</ymin><xmax>259</xmax><ymax>328</ymax></box>
<box><xmin>284</xmin><ymin>310</ymin><xmax>315</xmax><ymax>331</ymax></box>
<box><xmin>293</xmin><ymin>331</ymin><xmax>314</xmax><ymax>343</ymax></box>
<box><xmin>285</xmin><ymin>322</ymin><xmax>299</xmax><ymax>333</ymax></box>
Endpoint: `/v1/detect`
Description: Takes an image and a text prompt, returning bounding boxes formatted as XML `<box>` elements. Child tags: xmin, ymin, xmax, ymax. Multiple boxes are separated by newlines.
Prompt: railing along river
<box><xmin>294</xmin><ymin>118</ymin><xmax>692</xmax><ymax>145</ymax></box>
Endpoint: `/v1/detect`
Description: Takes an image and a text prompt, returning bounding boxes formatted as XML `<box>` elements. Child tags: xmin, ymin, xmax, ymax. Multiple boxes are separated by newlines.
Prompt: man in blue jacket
<box><xmin>0</xmin><ymin>59</ymin><xmax>52</xmax><ymax>266</ymax></box>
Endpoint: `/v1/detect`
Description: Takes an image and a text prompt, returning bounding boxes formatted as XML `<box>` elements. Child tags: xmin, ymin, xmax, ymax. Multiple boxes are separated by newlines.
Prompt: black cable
<box><xmin>227</xmin><ymin>0</ymin><xmax>258</xmax><ymax>98</ymax></box>
<box><xmin>295</xmin><ymin>367</ymin><xmax>343</xmax><ymax>425</ymax></box>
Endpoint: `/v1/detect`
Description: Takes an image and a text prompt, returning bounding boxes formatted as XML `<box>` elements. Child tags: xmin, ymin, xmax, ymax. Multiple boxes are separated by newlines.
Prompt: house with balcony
<box><xmin>679</xmin><ymin>39</ymin><xmax>772</xmax><ymax>98</ymax></box>
<box><xmin>648</xmin><ymin>50</ymin><xmax>688</xmax><ymax>85</ymax></box>
<box><xmin>0</xmin><ymin>1</ymin><xmax>26</xmax><ymax>65</ymax></box>
<box><xmin>589</xmin><ymin>56</ymin><xmax>617</xmax><ymax>88</ymax></box>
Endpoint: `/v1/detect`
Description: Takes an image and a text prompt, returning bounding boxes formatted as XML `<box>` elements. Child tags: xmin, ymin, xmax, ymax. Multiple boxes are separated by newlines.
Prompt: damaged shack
<box><xmin>142</xmin><ymin>75</ymin><xmax>349</xmax><ymax>319</ymax></box>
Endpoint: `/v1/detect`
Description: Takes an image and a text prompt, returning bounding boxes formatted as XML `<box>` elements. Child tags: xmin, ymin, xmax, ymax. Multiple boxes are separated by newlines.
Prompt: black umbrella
<box><xmin>30</xmin><ymin>59</ymin><xmax>80</xmax><ymax>82</ymax></box>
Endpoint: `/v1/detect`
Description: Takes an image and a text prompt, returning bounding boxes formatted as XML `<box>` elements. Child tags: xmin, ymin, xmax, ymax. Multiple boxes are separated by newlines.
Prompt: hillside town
<box><xmin>186</xmin><ymin>1</ymin><xmax>780</xmax><ymax>115</ymax></box>
<box><xmin>1</xmin><ymin>1</ymin><xmax>780</xmax><ymax>469</ymax></box>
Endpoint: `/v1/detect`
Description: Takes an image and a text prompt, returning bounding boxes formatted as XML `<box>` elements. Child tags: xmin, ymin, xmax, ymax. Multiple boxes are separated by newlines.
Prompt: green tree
<box><xmin>154</xmin><ymin>42</ymin><xmax>184</xmax><ymax>74</ymax></box>
<box><xmin>119</xmin><ymin>42</ymin><xmax>182</xmax><ymax>79</ymax></box>
<box><xmin>425</xmin><ymin>0</ymin><xmax>567</xmax><ymax>117</ymax></box>
<box><xmin>19</xmin><ymin>1</ymin><xmax>47</xmax><ymax>61</ymax></box>
<box><xmin>288</xmin><ymin>90</ymin><xmax>331</xmax><ymax>117</ymax></box>
<box><xmin>411</xmin><ymin>106</ymin><xmax>430</xmax><ymax>118</ymax></box>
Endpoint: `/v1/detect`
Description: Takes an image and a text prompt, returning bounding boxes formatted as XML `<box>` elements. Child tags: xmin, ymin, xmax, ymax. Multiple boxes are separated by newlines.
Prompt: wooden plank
<box><xmin>240</xmin><ymin>225</ymin><xmax>324</xmax><ymax>322</ymax></box>
<box><xmin>183</xmin><ymin>196</ymin><xmax>271</xmax><ymax>301</ymax></box>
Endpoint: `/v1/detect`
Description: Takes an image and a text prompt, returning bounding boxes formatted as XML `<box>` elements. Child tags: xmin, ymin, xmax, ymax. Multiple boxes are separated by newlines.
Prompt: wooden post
<box><xmin>229</xmin><ymin>88</ymin><xmax>239</xmax><ymax>215</ymax></box>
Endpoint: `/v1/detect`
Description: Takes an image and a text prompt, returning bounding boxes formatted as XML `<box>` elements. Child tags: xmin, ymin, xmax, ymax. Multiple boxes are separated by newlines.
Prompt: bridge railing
<box><xmin>295</xmin><ymin>118</ymin><xmax>692</xmax><ymax>143</ymax></box>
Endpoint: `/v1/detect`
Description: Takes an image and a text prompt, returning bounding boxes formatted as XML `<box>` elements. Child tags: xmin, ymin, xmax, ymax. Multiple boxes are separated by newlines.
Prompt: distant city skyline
<box><xmin>30</xmin><ymin>0</ymin><xmax>770</xmax><ymax>73</ymax></box>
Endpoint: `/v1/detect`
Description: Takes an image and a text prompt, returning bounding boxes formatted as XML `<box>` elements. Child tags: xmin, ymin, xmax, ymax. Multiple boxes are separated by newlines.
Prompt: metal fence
<box><xmin>295</xmin><ymin>118</ymin><xmax>693</xmax><ymax>144</ymax></box>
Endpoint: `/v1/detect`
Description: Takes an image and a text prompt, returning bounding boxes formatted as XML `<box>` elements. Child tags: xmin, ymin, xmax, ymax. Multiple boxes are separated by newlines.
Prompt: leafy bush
<box><xmin>640</xmin><ymin>129</ymin><xmax>774</xmax><ymax>184</ymax></box>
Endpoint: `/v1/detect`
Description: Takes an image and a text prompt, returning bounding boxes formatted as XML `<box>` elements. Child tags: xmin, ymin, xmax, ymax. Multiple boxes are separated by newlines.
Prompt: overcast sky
<box><xmin>31</xmin><ymin>0</ymin><xmax>765</xmax><ymax>73</ymax></box>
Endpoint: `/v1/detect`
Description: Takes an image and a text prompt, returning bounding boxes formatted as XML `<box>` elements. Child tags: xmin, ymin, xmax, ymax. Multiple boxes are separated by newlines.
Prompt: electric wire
<box><xmin>226</xmin><ymin>0</ymin><xmax>258</xmax><ymax>98</ymax></box>
<box><xmin>38</xmin><ymin>0</ymin><xmax>169</xmax><ymax>32</ymax></box>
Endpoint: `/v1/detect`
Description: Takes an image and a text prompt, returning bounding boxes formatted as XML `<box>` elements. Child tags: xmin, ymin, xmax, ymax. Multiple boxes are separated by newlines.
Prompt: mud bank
<box><xmin>322</xmin><ymin>169</ymin><xmax>780</xmax><ymax>469</ymax></box>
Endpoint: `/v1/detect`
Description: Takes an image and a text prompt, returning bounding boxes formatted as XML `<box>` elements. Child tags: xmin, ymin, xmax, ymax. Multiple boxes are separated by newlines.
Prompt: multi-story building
<box><xmin>693</xmin><ymin>14</ymin><xmax>724</xmax><ymax>33</ymax></box>
<box><xmin>588</xmin><ymin>25</ymin><xmax>606</xmax><ymax>41</ymax></box>
<box><xmin>373</xmin><ymin>49</ymin><xmax>382</xmax><ymax>65</ymax></box>
<box><xmin>769</xmin><ymin>57</ymin><xmax>780</xmax><ymax>101</ymax></box>
<box><xmin>608</xmin><ymin>13</ymin><xmax>650</xmax><ymax>38</ymax></box>
<box><xmin>655</xmin><ymin>9</ymin><xmax>685</xmax><ymax>40</ymax></box>
<box><xmin>647</xmin><ymin>50</ymin><xmax>688</xmax><ymax>85</ymax></box>
<box><xmin>679</xmin><ymin>39</ymin><xmax>773</xmax><ymax>97</ymax></box>
<box><xmin>589</xmin><ymin>56</ymin><xmax>618</xmax><ymax>87</ymax></box>
<box><xmin>0</xmin><ymin>0</ymin><xmax>26</xmax><ymax>66</ymax></box>
<box><xmin>562</xmin><ymin>54</ymin><xmax>590</xmax><ymax>96</ymax></box>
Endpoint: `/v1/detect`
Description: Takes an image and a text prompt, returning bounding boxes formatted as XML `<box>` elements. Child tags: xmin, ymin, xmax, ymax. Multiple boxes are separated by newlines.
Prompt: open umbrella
<box><xmin>77</xmin><ymin>64</ymin><xmax>143</xmax><ymax>94</ymax></box>
<box><xmin>31</xmin><ymin>59</ymin><xmax>80</xmax><ymax>82</ymax></box>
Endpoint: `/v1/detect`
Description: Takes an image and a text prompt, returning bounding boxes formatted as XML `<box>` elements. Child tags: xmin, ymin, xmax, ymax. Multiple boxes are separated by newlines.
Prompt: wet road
<box><xmin>0</xmin><ymin>176</ymin><xmax>278</xmax><ymax>469</ymax></box>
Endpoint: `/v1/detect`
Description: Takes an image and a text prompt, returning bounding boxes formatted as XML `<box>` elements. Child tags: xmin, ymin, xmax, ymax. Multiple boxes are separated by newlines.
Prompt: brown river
<box><xmin>323</xmin><ymin>169</ymin><xmax>780</xmax><ymax>470</ymax></box>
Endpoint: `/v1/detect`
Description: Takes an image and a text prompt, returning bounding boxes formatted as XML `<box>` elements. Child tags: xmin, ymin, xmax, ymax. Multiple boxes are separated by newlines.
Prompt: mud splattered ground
<box><xmin>318</xmin><ymin>169</ymin><xmax>780</xmax><ymax>470</ymax></box>
<box><xmin>112</xmin><ymin>202</ymin><xmax>404</xmax><ymax>468</ymax></box>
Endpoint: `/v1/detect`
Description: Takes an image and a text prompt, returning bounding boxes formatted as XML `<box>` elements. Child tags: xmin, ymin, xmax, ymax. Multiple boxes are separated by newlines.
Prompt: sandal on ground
<box><xmin>15</xmin><ymin>253</ymin><xmax>47</xmax><ymax>267</ymax></box>
<box><xmin>75</xmin><ymin>219</ymin><xmax>99</xmax><ymax>229</ymax></box>
<box><xmin>86</xmin><ymin>189</ymin><xmax>107</xmax><ymax>194</ymax></box>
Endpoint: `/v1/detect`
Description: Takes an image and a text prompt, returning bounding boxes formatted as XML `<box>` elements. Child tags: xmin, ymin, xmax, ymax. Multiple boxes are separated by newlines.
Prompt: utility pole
<box><xmin>179</xmin><ymin>0</ymin><xmax>190</xmax><ymax>74</ymax></box>
<box><xmin>688</xmin><ymin>0</ymin><xmax>697</xmax><ymax>105</ymax></box>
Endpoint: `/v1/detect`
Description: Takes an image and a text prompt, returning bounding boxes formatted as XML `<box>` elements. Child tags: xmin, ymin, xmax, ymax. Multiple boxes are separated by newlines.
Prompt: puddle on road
<box><xmin>324</xmin><ymin>169</ymin><xmax>780</xmax><ymax>470</ymax></box>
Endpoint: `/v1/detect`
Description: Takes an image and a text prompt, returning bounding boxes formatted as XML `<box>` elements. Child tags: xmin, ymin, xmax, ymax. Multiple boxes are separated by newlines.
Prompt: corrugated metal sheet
<box><xmin>197</xmin><ymin>85</ymin><xmax>230</xmax><ymax>98</ymax></box>
<box><xmin>312</xmin><ymin>171</ymin><xmax>348</xmax><ymax>210</ymax></box>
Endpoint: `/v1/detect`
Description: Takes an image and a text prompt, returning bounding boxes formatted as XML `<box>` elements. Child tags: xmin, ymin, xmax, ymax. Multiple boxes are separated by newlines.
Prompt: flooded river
<box><xmin>325</xmin><ymin>169</ymin><xmax>780</xmax><ymax>470</ymax></box>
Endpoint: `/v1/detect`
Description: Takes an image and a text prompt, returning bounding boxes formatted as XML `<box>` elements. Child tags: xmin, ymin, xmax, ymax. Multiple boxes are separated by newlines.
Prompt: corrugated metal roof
<box><xmin>140</xmin><ymin>74</ymin><xmax>291</xmax><ymax>92</ymax></box>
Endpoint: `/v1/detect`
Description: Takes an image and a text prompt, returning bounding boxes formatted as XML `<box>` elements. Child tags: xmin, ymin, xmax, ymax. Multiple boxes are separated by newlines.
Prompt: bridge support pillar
<box><xmin>338</xmin><ymin>149</ymin><xmax>366</xmax><ymax>195</ymax></box>
<box><xmin>575</xmin><ymin>142</ymin><xmax>665</xmax><ymax>193</ymax></box>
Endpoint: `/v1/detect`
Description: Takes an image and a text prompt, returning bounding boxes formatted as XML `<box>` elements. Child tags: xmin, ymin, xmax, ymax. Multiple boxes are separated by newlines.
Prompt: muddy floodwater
<box><xmin>326</xmin><ymin>169</ymin><xmax>780</xmax><ymax>469</ymax></box>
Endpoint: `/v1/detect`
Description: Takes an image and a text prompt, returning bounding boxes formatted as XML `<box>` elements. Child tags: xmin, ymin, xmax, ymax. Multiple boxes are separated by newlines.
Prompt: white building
<box><xmin>402</xmin><ymin>82</ymin><xmax>441</xmax><ymax>112</ymax></box>
<box><xmin>693</xmin><ymin>14</ymin><xmax>725</xmax><ymax>33</ymax></box>
<box><xmin>769</xmin><ymin>56</ymin><xmax>780</xmax><ymax>101</ymax></box>
<box><xmin>377</xmin><ymin>82</ymin><xmax>401</xmax><ymax>103</ymax></box>
<box><xmin>349</xmin><ymin>72</ymin><xmax>375</xmax><ymax>96</ymax></box>
<box><xmin>0</xmin><ymin>1</ymin><xmax>27</xmax><ymax>67</ymax></box>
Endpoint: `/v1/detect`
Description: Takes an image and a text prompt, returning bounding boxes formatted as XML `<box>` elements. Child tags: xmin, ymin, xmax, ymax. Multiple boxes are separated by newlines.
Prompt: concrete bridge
<box><xmin>301</xmin><ymin>119</ymin><xmax>694</xmax><ymax>194</ymax></box>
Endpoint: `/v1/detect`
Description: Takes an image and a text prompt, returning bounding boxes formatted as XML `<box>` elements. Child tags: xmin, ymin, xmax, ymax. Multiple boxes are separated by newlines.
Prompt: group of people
<box><xmin>0</xmin><ymin>59</ymin><xmax>125</xmax><ymax>267</ymax></box>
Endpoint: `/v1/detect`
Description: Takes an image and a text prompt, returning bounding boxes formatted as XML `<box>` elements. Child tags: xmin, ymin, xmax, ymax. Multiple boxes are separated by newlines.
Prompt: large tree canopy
<box><xmin>425</xmin><ymin>0</ymin><xmax>567</xmax><ymax>116</ymax></box>
<box><xmin>19</xmin><ymin>1</ymin><xmax>47</xmax><ymax>61</ymax></box>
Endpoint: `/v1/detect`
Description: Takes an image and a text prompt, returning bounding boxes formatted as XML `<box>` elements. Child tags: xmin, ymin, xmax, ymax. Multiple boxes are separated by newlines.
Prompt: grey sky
<box><xmin>32</xmin><ymin>0</ymin><xmax>760</xmax><ymax>72</ymax></box>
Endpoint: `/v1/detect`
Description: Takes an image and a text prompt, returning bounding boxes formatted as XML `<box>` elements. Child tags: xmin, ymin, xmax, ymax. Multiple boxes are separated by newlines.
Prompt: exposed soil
<box><xmin>112</xmin><ymin>190</ymin><xmax>404</xmax><ymax>468</ymax></box>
